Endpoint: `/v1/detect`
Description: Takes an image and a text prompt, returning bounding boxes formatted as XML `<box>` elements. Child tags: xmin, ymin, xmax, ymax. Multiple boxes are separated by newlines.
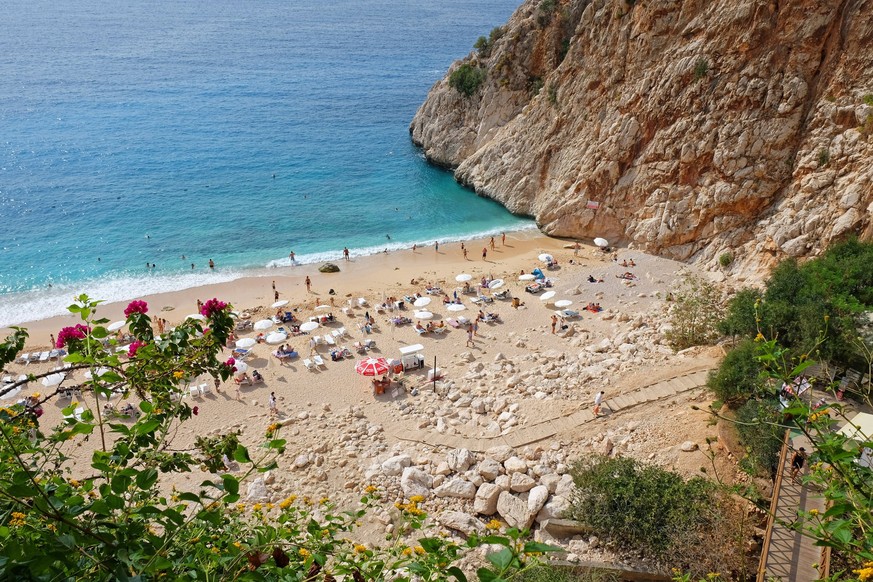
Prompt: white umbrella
<box><xmin>594</xmin><ymin>237</ymin><xmax>609</xmax><ymax>248</ymax></box>
<box><xmin>235</xmin><ymin>338</ymin><xmax>257</xmax><ymax>349</ymax></box>
<box><xmin>272</xmin><ymin>300</ymin><xmax>289</xmax><ymax>308</ymax></box>
<box><xmin>554</xmin><ymin>299</ymin><xmax>573</xmax><ymax>308</ymax></box>
<box><xmin>519</xmin><ymin>274</ymin><xmax>536</xmax><ymax>281</ymax></box>
<box><xmin>455</xmin><ymin>273</ymin><xmax>472</xmax><ymax>282</ymax></box>
<box><xmin>186</xmin><ymin>313</ymin><xmax>206</xmax><ymax>321</ymax></box>
<box><xmin>107</xmin><ymin>321</ymin><xmax>126</xmax><ymax>332</ymax></box>
<box><xmin>413</xmin><ymin>297</ymin><xmax>432</xmax><ymax>308</ymax></box>
<box><xmin>253</xmin><ymin>319</ymin><xmax>273</xmax><ymax>331</ymax></box>
<box><xmin>234</xmin><ymin>361</ymin><xmax>249</xmax><ymax>376</ymax></box>
<box><xmin>540</xmin><ymin>291</ymin><xmax>556</xmax><ymax>302</ymax></box>
<box><xmin>0</xmin><ymin>387</ymin><xmax>22</xmax><ymax>401</ymax></box>
<box><xmin>315</xmin><ymin>304</ymin><xmax>331</xmax><ymax>311</ymax></box>
<box><xmin>414</xmin><ymin>310</ymin><xmax>434</xmax><ymax>320</ymax></box>
<box><xmin>300</xmin><ymin>321</ymin><xmax>319</xmax><ymax>332</ymax></box>
<box><xmin>42</xmin><ymin>372</ymin><xmax>66</xmax><ymax>387</ymax></box>
<box><xmin>446</xmin><ymin>303</ymin><xmax>466</xmax><ymax>312</ymax></box>
<box><xmin>265</xmin><ymin>332</ymin><xmax>287</xmax><ymax>345</ymax></box>
<box><xmin>488</xmin><ymin>279</ymin><xmax>505</xmax><ymax>290</ymax></box>
<box><xmin>538</xmin><ymin>253</ymin><xmax>553</xmax><ymax>263</ymax></box>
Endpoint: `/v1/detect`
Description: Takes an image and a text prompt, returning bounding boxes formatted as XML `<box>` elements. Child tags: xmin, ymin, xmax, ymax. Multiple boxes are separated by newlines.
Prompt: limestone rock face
<box><xmin>411</xmin><ymin>0</ymin><xmax>873</xmax><ymax>272</ymax></box>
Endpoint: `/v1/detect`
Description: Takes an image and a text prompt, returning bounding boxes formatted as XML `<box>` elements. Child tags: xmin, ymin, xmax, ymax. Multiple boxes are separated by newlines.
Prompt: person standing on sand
<box><xmin>274</xmin><ymin>290</ymin><xmax>280</xmax><ymax>302</ymax></box>
<box><xmin>473</xmin><ymin>317</ymin><xmax>479</xmax><ymax>337</ymax></box>
<box><xmin>413</xmin><ymin>243</ymin><xmax>417</xmax><ymax>252</ymax></box>
<box><xmin>289</xmin><ymin>251</ymin><xmax>296</xmax><ymax>263</ymax></box>
<box><xmin>434</xmin><ymin>241</ymin><xmax>439</xmax><ymax>252</ymax></box>
<box><xmin>208</xmin><ymin>259</ymin><xmax>215</xmax><ymax>270</ymax></box>
<box><xmin>272</xmin><ymin>280</ymin><xmax>276</xmax><ymax>291</ymax></box>
<box><xmin>489</xmin><ymin>236</ymin><xmax>495</xmax><ymax>250</ymax></box>
<box><xmin>309</xmin><ymin>336</ymin><xmax>317</xmax><ymax>355</ymax></box>
<box><xmin>501</xmin><ymin>232</ymin><xmax>506</xmax><ymax>246</ymax></box>
<box><xmin>466</xmin><ymin>324</ymin><xmax>475</xmax><ymax>347</ymax></box>
<box><xmin>343</xmin><ymin>247</ymin><xmax>350</xmax><ymax>261</ymax></box>
<box><xmin>482</xmin><ymin>247</ymin><xmax>487</xmax><ymax>260</ymax></box>
<box><xmin>305</xmin><ymin>276</ymin><xmax>311</xmax><ymax>292</ymax></box>
<box><xmin>593</xmin><ymin>391</ymin><xmax>605</xmax><ymax>416</ymax></box>
<box><xmin>574</xmin><ymin>242</ymin><xmax>581</xmax><ymax>257</ymax></box>
<box><xmin>463</xmin><ymin>248</ymin><xmax>468</xmax><ymax>260</ymax></box>
<box><xmin>551</xmin><ymin>314</ymin><xmax>558</xmax><ymax>334</ymax></box>
<box><xmin>50</xmin><ymin>334</ymin><xmax>56</xmax><ymax>348</ymax></box>
<box><xmin>269</xmin><ymin>392</ymin><xmax>278</xmax><ymax>417</ymax></box>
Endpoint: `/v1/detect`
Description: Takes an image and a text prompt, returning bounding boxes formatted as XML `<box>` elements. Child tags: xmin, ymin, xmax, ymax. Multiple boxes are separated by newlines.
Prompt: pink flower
<box><xmin>128</xmin><ymin>340</ymin><xmax>146</xmax><ymax>358</ymax></box>
<box><xmin>200</xmin><ymin>298</ymin><xmax>228</xmax><ymax>318</ymax></box>
<box><xmin>224</xmin><ymin>357</ymin><xmax>237</xmax><ymax>372</ymax></box>
<box><xmin>56</xmin><ymin>324</ymin><xmax>90</xmax><ymax>348</ymax></box>
<box><xmin>124</xmin><ymin>300</ymin><xmax>149</xmax><ymax>318</ymax></box>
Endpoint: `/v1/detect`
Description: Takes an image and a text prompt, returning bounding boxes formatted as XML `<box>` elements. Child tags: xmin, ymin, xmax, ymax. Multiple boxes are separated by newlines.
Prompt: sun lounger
<box><xmin>336</xmin><ymin>327</ymin><xmax>347</xmax><ymax>337</ymax></box>
<box><xmin>189</xmin><ymin>385</ymin><xmax>200</xmax><ymax>398</ymax></box>
<box><xmin>415</xmin><ymin>326</ymin><xmax>427</xmax><ymax>335</ymax></box>
<box><xmin>324</xmin><ymin>334</ymin><xmax>336</xmax><ymax>346</ymax></box>
<box><xmin>557</xmin><ymin>309</ymin><xmax>581</xmax><ymax>318</ymax></box>
<box><xmin>431</xmin><ymin>326</ymin><xmax>448</xmax><ymax>334</ymax></box>
<box><xmin>18</xmin><ymin>353</ymin><xmax>30</xmax><ymax>365</ymax></box>
<box><xmin>232</xmin><ymin>348</ymin><xmax>251</xmax><ymax>359</ymax></box>
<box><xmin>39</xmin><ymin>351</ymin><xmax>51</xmax><ymax>362</ymax></box>
<box><xmin>200</xmin><ymin>383</ymin><xmax>212</xmax><ymax>395</ymax></box>
<box><xmin>303</xmin><ymin>358</ymin><xmax>315</xmax><ymax>371</ymax></box>
<box><xmin>446</xmin><ymin>318</ymin><xmax>461</xmax><ymax>329</ymax></box>
<box><xmin>313</xmin><ymin>355</ymin><xmax>327</xmax><ymax>368</ymax></box>
<box><xmin>493</xmin><ymin>289</ymin><xmax>510</xmax><ymax>300</ymax></box>
<box><xmin>425</xmin><ymin>286</ymin><xmax>442</xmax><ymax>295</ymax></box>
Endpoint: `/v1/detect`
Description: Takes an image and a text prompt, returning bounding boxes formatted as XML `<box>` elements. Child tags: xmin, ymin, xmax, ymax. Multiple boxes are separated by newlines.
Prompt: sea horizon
<box><xmin>0</xmin><ymin>0</ymin><xmax>530</xmax><ymax>327</ymax></box>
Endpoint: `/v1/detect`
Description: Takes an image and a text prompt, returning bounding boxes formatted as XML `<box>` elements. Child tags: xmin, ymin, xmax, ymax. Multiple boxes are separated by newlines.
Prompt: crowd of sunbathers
<box><xmin>585</xmin><ymin>303</ymin><xmax>602</xmax><ymax>313</ymax></box>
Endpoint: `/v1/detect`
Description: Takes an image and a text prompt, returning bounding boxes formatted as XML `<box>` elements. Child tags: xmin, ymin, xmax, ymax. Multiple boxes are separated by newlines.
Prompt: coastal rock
<box><xmin>401</xmin><ymin>467</ymin><xmax>433</xmax><ymax>499</ymax></box>
<box><xmin>434</xmin><ymin>478</ymin><xmax>477</xmax><ymax>499</ymax></box>
<box><xmin>447</xmin><ymin>448</ymin><xmax>476</xmax><ymax>472</ymax></box>
<box><xmin>509</xmin><ymin>472</ymin><xmax>536</xmax><ymax>493</ymax></box>
<box><xmin>527</xmin><ymin>485</ymin><xmax>550</xmax><ymax>514</ymax></box>
<box><xmin>318</xmin><ymin>263</ymin><xmax>340</xmax><ymax>273</ymax></box>
<box><xmin>503</xmin><ymin>456</ymin><xmax>527</xmax><ymax>474</ymax></box>
<box><xmin>473</xmin><ymin>483</ymin><xmax>502</xmax><ymax>515</ymax></box>
<box><xmin>497</xmin><ymin>491</ymin><xmax>534</xmax><ymax>530</ymax></box>
<box><xmin>438</xmin><ymin>511</ymin><xmax>485</xmax><ymax>536</ymax></box>
<box><xmin>245</xmin><ymin>478</ymin><xmax>269</xmax><ymax>502</ymax></box>
<box><xmin>477</xmin><ymin>458</ymin><xmax>503</xmax><ymax>481</ymax></box>
<box><xmin>680</xmin><ymin>441</ymin><xmax>699</xmax><ymax>452</ymax></box>
<box><xmin>381</xmin><ymin>454</ymin><xmax>412</xmax><ymax>476</ymax></box>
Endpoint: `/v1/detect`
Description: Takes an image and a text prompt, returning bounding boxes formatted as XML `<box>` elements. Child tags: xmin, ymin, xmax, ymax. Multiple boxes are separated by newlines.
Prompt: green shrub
<box><xmin>863</xmin><ymin>94</ymin><xmax>873</xmax><ymax>106</ymax></box>
<box><xmin>735</xmin><ymin>399</ymin><xmax>784</xmax><ymax>476</ymax></box>
<box><xmin>547</xmin><ymin>83</ymin><xmax>558</xmax><ymax>107</ymax></box>
<box><xmin>818</xmin><ymin>147</ymin><xmax>830</xmax><ymax>166</ymax></box>
<box><xmin>529</xmin><ymin>76</ymin><xmax>544</xmax><ymax>96</ymax></box>
<box><xmin>665</xmin><ymin>274</ymin><xmax>724</xmax><ymax>350</ymax></box>
<box><xmin>449</xmin><ymin>63</ymin><xmax>487</xmax><ymax>97</ymax></box>
<box><xmin>708</xmin><ymin>338</ymin><xmax>765</xmax><ymax>406</ymax></box>
<box><xmin>567</xmin><ymin>456</ymin><xmax>747</xmax><ymax>576</ymax></box>
<box><xmin>537</xmin><ymin>0</ymin><xmax>557</xmax><ymax>26</ymax></box>
<box><xmin>717</xmin><ymin>288</ymin><xmax>762</xmax><ymax>338</ymax></box>
<box><xmin>693</xmin><ymin>58</ymin><xmax>709</xmax><ymax>81</ymax></box>
<box><xmin>718</xmin><ymin>251</ymin><xmax>733</xmax><ymax>268</ymax></box>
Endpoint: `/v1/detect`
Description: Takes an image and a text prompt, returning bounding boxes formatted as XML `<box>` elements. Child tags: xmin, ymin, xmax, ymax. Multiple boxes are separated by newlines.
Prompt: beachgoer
<box><xmin>473</xmin><ymin>317</ymin><xmax>479</xmax><ymax>337</ymax></box>
<box><xmin>551</xmin><ymin>314</ymin><xmax>558</xmax><ymax>334</ymax></box>
<box><xmin>790</xmin><ymin>447</ymin><xmax>807</xmax><ymax>481</ymax></box>
<box><xmin>343</xmin><ymin>247</ymin><xmax>350</xmax><ymax>261</ymax></box>
<box><xmin>50</xmin><ymin>334</ymin><xmax>56</xmax><ymax>348</ymax></box>
<box><xmin>463</xmin><ymin>248</ymin><xmax>468</xmax><ymax>259</ymax></box>
<box><xmin>460</xmin><ymin>242</ymin><xmax>465</xmax><ymax>251</ymax></box>
<box><xmin>482</xmin><ymin>247</ymin><xmax>487</xmax><ymax>260</ymax></box>
<box><xmin>501</xmin><ymin>232</ymin><xmax>506</xmax><ymax>246</ymax></box>
<box><xmin>271</xmin><ymin>280</ymin><xmax>276</xmax><ymax>291</ymax></box>
<box><xmin>593</xmin><ymin>391</ymin><xmax>605</xmax><ymax>416</ymax></box>
<box><xmin>574</xmin><ymin>242</ymin><xmax>580</xmax><ymax>256</ymax></box>
<box><xmin>191</xmin><ymin>263</ymin><xmax>195</xmax><ymax>269</ymax></box>
<box><xmin>434</xmin><ymin>241</ymin><xmax>439</xmax><ymax>252</ymax></box>
<box><xmin>489</xmin><ymin>236</ymin><xmax>495</xmax><ymax>250</ymax></box>
<box><xmin>208</xmin><ymin>259</ymin><xmax>215</xmax><ymax>270</ymax></box>
<box><xmin>274</xmin><ymin>290</ymin><xmax>280</xmax><ymax>302</ymax></box>
<box><xmin>214</xmin><ymin>377</ymin><xmax>221</xmax><ymax>392</ymax></box>
<box><xmin>386</xmin><ymin>234</ymin><xmax>391</xmax><ymax>240</ymax></box>
<box><xmin>269</xmin><ymin>392</ymin><xmax>277</xmax><ymax>417</ymax></box>
<box><xmin>305</xmin><ymin>276</ymin><xmax>311</xmax><ymax>292</ymax></box>
<box><xmin>466</xmin><ymin>325</ymin><xmax>475</xmax><ymax>347</ymax></box>
<box><xmin>309</xmin><ymin>336</ymin><xmax>317</xmax><ymax>355</ymax></box>
<box><xmin>289</xmin><ymin>251</ymin><xmax>296</xmax><ymax>263</ymax></box>
<box><xmin>413</xmin><ymin>243</ymin><xmax>417</xmax><ymax>252</ymax></box>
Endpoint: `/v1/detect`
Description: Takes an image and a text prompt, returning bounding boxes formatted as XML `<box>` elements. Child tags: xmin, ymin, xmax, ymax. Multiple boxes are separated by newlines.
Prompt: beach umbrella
<box><xmin>315</xmin><ymin>304</ymin><xmax>331</xmax><ymax>311</ymax></box>
<box><xmin>413</xmin><ymin>297</ymin><xmax>432</xmax><ymax>308</ymax></box>
<box><xmin>488</xmin><ymin>279</ymin><xmax>505</xmax><ymax>290</ymax></box>
<box><xmin>554</xmin><ymin>299</ymin><xmax>573</xmax><ymax>308</ymax></box>
<box><xmin>253</xmin><ymin>319</ymin><xmax>273</xmax><ymax>331</ymax></box>
<box><xmin>446</xmin><ymin>303</ymin><xmax>466</xmax><ymax>312</ymax></box>
<box><xmin>538</xmin><ymin>253</ymin><xmax>553</xmax><ymax>263</ymax></box>
<box><xmin>300</xmin><ymin>321</ymin><xmax>319</xmax><ymax>332</ymax></box>
<box><xmin>272</xmin><ymin>300</ymin><xmax>289</xmax><ymax>308</ymax></box>
<box><xmin>594</xmin><ymin>237</ymin><xmax>609</xmax><ymax>248</ymax></box>
<box><xmin>107</xmin><ymin>320</ymin><xmax>126</xmax><ymax>332</ymax></box>
<box><xmin>0</xmin><ymin>387</ymin><xmax>21</xmax><ymax>401</ymax></box>
<box><xmin>519</xmin><ymin>274</ymin><xmax>536</xmax><ymax>281</ymax></box>
<box><xmin>235</xmin><ymin>338</ymin><xmax>257</xmax><ymax>349</ymax></box>
<box><xmin>455</xmin><ymin>273</ymin><xmax>472</xmax><ymax>282</ymax></box>
<box><xmin>355</xmin><ymin>357</ymin><xmax>389</xmax><ymax>377</ymax></box>
<box><xmin>540</xmin><ymin>291</ymin><xmax>556</xmax><ymax>302</ymax></box>
<box><xmin>42</xmin><ymin>372</ymin><xmax>66</xmax><ymax>387</ymax></box>
<box><xmin>186</xmin><ymin>313</ymin><xmax>206</xmax><ymax>321</ymax></box>
<box><xmin>265</xmin><ymin>332</ymin><xmax>287</xmax><ymax>345</ymax></box>
<box><xmin>414</xmin><ymin>310</ymin><xmax>434</xmax><ymax>320</ymax></box>
<box><xmin>234</xmin><ymin>362</ymin><xmax>249</xmax><ymax>376</ymax></box>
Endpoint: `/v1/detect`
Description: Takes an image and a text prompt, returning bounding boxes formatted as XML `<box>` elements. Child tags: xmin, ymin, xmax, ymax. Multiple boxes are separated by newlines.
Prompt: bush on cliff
<box><xmin>449</xmin><ymin>63</ymin><xmax>487</xmax><ymax>97</ymax></box>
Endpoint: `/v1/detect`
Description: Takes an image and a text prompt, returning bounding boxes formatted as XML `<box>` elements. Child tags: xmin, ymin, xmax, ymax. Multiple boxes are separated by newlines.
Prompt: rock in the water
<box><xmin>319</xmin><ymin>263</ymin><xmax>340</xmax><ymax>273</ymax></box>
<box><xmin>473</xmin><ymin>483</ymin><xmax>502</xmax><ymax>515</ymax></box>
<box><xmin>434</xmin><ymin>478</ymin><xmax>477</xmax><ymax>499</ymax></box>
<box><xmin>438</xmin><ymin>511</ymin><xmax>485</xmax><ymax>536</ymax></box>
<box><xmin>401</xmin><ymin>467</ymin><xmax>432</xmax><ymax>499</ymax></box>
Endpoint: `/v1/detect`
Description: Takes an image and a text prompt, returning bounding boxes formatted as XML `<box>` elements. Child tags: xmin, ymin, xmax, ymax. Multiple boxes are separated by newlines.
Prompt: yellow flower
<box><xmin>232</xmin><ymin>541</ymin><xmax>242</xmax><ymax>549</ymax></box>
<box><xmin>252</xmin><ymin>503</ymin><xmax>263</xmax><ymax>512</ymax></box>
<box><xmin>754</xmin><ymin>332</ymin><xmax>764</xmax><ymax>342</ymax></box>
<box><xmin>855</xmin><ymin>564</ymin><xmax>873</xmax><ymax>582</ymax></box>
<box><xmin>69</xmin><ymin>479</ymin><xmax>81</xmax><ymax>488</ymax></box>
<box><xmin>414</xmin><ymin>546</ymin><xmax>425</xmax><ymax>555</ymax></box>
<box><xmin>808</xmin><ymin>508</ymin><xmax>819</xmax><ymax>516</ymax></box>
<box><xmin>354</xmin><ymin>544</ymin><xmax>367</xmax><ymax>554</ymax></box>
<box><xmin>211</xmin><ymin>547</ymin><xmax>220</xmax><ymax>554</ymax></box>
<box><xmin>409</xmin><ymin>495</ymin><xmax>425</xmax><ymax>504</ymax></box>
<box><xmin>485</xmin><ymin>519</ymin><xmax>503</xmax><ymax>531</ymax></box>
<box><xmin>299</xmin><ymin>548</ymin><xmax>311</xmax><ymax>558</ymax></box>
<box><xmin>173</xmin><ymin>371</ymin><xmax>184</xmax><ymax>379</ymax></box>
<box><xmin>279</xmin><ymin>497</ymin><xmax>294</xmax><ymax>510</ymax></box>
<box><xmin>319</xmin><ymin>496</ymin><xmax>330</xmax><ymax>505</ymax></box>
<box><xmin>364</xmin><ymin>484</ymin><xmax>377</xmax><ymax>493</ymax></box>
<box><xmin>236</xmin><ymin>503</ymin><xmax>246</xmax><ymax>512</ymax></box>
<box><xmin>401</xmin><ymin>547</ymin><xmax>413</xmax><ymax>556</ymax></box>
<box><xmin>10</xmin><ymin>512</ymin><xmax>26</xmax><ymax>526</ymax></box>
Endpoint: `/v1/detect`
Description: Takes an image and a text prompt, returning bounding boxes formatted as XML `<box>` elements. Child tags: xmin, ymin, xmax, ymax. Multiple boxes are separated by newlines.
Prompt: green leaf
<box><xmin>476</xmin><ymin>567</ymin><xmax>500</xmax><ymax>582</ymax></box>
<box><xmin>522</xmin><ymin>541</ymin><xmax>561</xmax><ymax>553</ymax></box>
<box><xmin>233</xmin><ymin>444</ymin><xmax>252</xmax><ymax>464</ymax></box>
<box><xmin>221</xmin><ymin>474</ymin><xmax>239</xmax><ymax>495</ymax></box>
<box><xmin>134</xmin><ymin>419</ymin><xmax>161</xmax><ymax>436</ymax></box>
<box><xmin>135</xmin><ymin>469</ymin><xmax>158</xmax><ymax>490</ymax></box>
<box><xmin>447</xmin><ymin>566</ymin><xmax>468</xmax><ymax>582</ymax></box>
<box><xmin>486</xmin><ymin>547</ymin><xmax>513</xmax><ymax>570</ymax></box>
<box><xmin>268</xmin><ymin>438</ymin><xmax>286</xmax><ymax>450</ymax></box>
<box><xmin>139</xmin><ymin>401</ymin><xmax>153</xmax><ymax>414</ymax></box>
<box><xmin>110</xmin><ymin>475</ymin><xmax>131</xmax><ymax>495</ymax></box>
<box><xmin>419</xmin><ymin>537</ymin><xmax>442</xmax><ymax>553</ymax></box>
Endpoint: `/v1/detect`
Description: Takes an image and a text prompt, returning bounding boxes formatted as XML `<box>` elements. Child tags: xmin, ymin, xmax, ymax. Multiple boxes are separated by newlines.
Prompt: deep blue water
<box><xmin>0</xmin><ymin>0</ymin><xmax>530</xmax><ymax>327</ymax></box>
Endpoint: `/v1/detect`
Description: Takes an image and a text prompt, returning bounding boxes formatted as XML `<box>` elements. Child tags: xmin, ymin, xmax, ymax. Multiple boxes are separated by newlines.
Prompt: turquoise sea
<box><xmin>0</xmin><ymin>0</ymin><xmax>531</xmax><ymax>328</ymax></box>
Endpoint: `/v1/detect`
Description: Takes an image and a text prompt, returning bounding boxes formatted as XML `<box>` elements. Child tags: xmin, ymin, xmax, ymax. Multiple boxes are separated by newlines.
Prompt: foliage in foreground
<box><xmin>707</xmin><ymin>338</ymin><xmax>765</xmax><ymax>406</ymax></box>
<box><xmin>0</xmin><ymin>296</ymin><xmax>559</xmax><ymax>580</ymax></box>
<box><xmin>566</xmin><ymin>456</ymin><xmax>749</xmax><ymax>578</ymax></box>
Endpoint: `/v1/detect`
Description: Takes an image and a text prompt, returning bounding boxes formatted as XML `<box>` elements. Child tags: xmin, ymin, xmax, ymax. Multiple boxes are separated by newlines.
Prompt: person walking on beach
<box><xmin>463</xmin><ymin>247</ymin><xmax>468</xmax><ymax>260</ymax></box>
<box><xmin>551</xmin><ymin>314</ymin><xmax>558</xmax><ymax>334</ymax></box>
<box><xmin>343</xmin><ymin>247</ymin><xmax>350</xmax><ymax>261</ymax></box>
<box><xmin>489</xmin><ymin>236</ymin><xmax>495</xmax><ymax>251</ymax></box>
<box><xmin>289</xmin><ymin>251</ymin><xmax>296</xmax><ymax>263</ymax></box>
<box><xmin>434</xmin><ymin>241</ymin><xmax>439</xmax><ymax>252</ymax></box>
<box><xmin>271</xmin><ymin>280</ymin><xmax>276</xmax><ymax>291</ymax></box>
<box><xmin>208</xmin><ymin>259</ymin><xmax>215</xmax><ymax>270</ymax></box>
<box><xmin>269</xmin><ymin>392</ymin><xmax>278</xmax><ymax>417</ymax></box>
<box><xmin>790</xmin><ymin>447</ymin><xmax>807</xmax><ymax>482</ymax></box>
<box><xmin>482</xmin><ymin>247</ymin><xmax>487</xmax><ymax>260</ymax></box>
<box><xmin>309</xmin><ymin>336</ymin><xmax>317</xmax><ymax>356</ymax></box>
<box><xmin>274</xmin><ymin>290</ymin><xmax>280</xmax><ymax>302</ymax></box>
<box><xmin>501</xmin><ymin>232</ymin><xmax>506</xmax><ymax>246</ymax></box>
<box><xmin>574</xmin><ymin>242</ymin><xmax>581</xmax><ymax>257</ymax></box>
<box><xmin>412</xmin><ymin>243</ymin><xmax>417</xmax><ymax>252</ymax></box>
<box><xmin>466</xmin><ymin>324</ymin><xmax>475</xmax><ymax>348</ymax></box>
<box><xmin>593</xmin><ymin>391</ymin><xmax>605</xmax><ymax>416</ymax></box>
<box><xmin>305</xmin><ymin>276</ymin><xmax>311</xmax><ymax>292</ymax></box>
<box><xmin>472</xmin><ymin>316</ymin><xmax>480</xmax><ymax>337</ymax></box>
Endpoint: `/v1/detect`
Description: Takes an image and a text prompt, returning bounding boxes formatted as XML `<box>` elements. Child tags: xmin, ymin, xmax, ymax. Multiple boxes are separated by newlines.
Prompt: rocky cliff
<box><xmin>411</xmin><ymin>0</ymin><xmax>873</xmax><ymax>273</ymax></box>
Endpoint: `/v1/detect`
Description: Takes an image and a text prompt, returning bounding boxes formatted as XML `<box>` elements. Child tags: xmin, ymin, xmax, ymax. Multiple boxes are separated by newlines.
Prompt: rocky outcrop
<box><xmin>411</xmin><ymin>0</ymin><xmax>873</xmax><ymax>273</ymax></box>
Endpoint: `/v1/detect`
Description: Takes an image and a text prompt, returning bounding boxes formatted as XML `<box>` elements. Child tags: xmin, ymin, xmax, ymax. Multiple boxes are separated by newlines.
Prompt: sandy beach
<box><xmin>1</xmin><ymin>231</ymin><xmax>730</xmax><ymax>566</ymax></box>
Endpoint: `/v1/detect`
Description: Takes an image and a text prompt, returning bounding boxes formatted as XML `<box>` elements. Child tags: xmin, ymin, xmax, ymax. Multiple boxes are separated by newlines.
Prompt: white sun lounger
<box><xmin>200</xmin><ymin>383</ymin><xmax>211</xmax><ymax>395</ymax></box>
<box><xmin>324</xmin><ymin>334</ymin><xmax>336</xmax><ymax>346</ymax></box>
<box><xmin>335</xmin><ymin>327</ymin><xmax>347</xmax><ymax>338</ymax></box>
<box><xmin>313</xmin><ymin>355</ymin><xmax>327</xmax><ymax>368</ymax></box>
<box><xmin>19</xmin><ymin>353</ymin><xmax>30</xmax><ymax>364</ymax></box>
<box><xmin>39</xmin><ymin>351</ymin><xmax>51</xmax><ymax>362</ymax></box>
<box><xmin>189</xmin><ymin>386</ymin><xmax>200</xmax><ymax>398</ymax></box>
<box><xmin>303</xmin><ymin>358</ymin><xmax>315</xmax><ymax>371</ymax></box>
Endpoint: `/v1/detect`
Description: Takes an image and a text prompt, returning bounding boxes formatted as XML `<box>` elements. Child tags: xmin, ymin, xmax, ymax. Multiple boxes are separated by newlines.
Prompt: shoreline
<box><xmin>5</xmin><ymin>230</ymin><xmax>587</xmax><ymax>347</ymax></box>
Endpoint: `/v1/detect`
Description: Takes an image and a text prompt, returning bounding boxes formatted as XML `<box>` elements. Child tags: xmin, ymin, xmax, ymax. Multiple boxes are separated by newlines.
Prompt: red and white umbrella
<box><xmin>355</xmin><ymin>357</ymin><xmax>389</xmax><ymax>377</ymax></box>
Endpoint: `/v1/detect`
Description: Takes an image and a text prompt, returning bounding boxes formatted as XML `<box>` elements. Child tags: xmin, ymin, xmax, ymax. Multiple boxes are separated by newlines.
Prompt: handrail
<box><xmin>756</xmin><ymin>428</ymin><xmax>791</xmax><ymax>582</ymax></box>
